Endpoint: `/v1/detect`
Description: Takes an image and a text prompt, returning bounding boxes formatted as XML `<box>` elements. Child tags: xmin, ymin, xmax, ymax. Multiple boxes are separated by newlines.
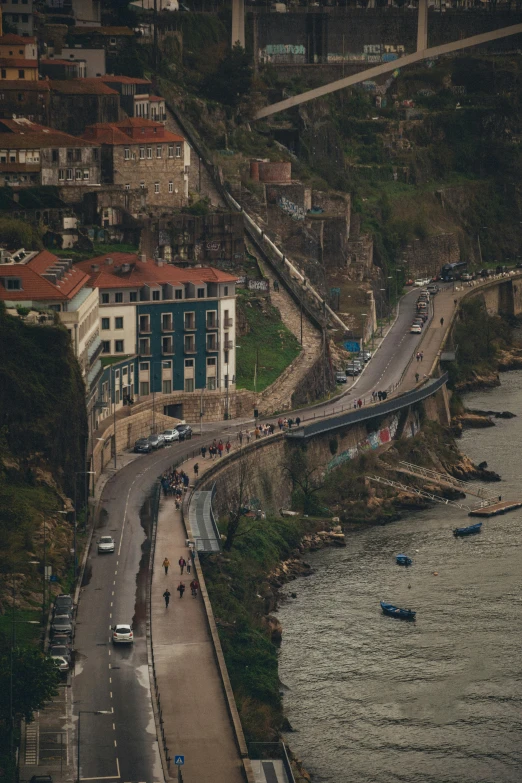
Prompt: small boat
<box><xmin>380</xmin><ymin>601</ymin><xmax>416</xmax><ymax>621</ymax></box>
<box><xmin>453</xmin><ymin>522</ymin><xmax>482</xmax><ymax>537</ymax></box>
<box><xmin>396</xmin><ymin>554</ymin><xmax>412</xmax><ymax>566</ymax></box>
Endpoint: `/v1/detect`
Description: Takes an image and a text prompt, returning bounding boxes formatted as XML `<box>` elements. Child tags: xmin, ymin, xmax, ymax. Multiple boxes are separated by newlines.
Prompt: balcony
<box><xmin>224</xmin><ymin>340</ymin><xmax>234</xmax><ymax>350</ymax></box>
<box><xmin>184</xmin><ymin>318</ymin><xmax>196</xmax><ymax>331</ymax></box>
<box><xmin>206</xmin><ymin>318</ymin><xmax>218</xmax><ymax>330</ymax></box>
<box><xmin>224</xmin><ymin>318</ymin><xmax>234</xmax><ymax>328</ymax></box>
<box><xmin>206</xmin><ymin>340</ymin><xmax>218</xmax><ymax>352</ymax></box>
<box><xmin>184</xmin><ymin>341</ymin><xmax>197</xmax><ymax>354</ymax></box>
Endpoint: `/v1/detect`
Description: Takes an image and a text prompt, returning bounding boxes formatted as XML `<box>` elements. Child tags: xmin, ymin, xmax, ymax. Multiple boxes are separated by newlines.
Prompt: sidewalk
<box><xmin>151</xmin><ymin>448</ymin><xmax>246</xmax><ymax>783</ymax></box>
<box><xmin>19</xmin><ymin>684</ymin><xmax>74</xmax><ymax>783</ymax></box>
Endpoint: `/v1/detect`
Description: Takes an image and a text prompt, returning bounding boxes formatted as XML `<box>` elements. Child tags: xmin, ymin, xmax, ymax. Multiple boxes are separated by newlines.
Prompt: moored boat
<box><xmin>380</xmin><ymin>601</ymin><xmax>416</xmax><ymax>621</ymax></box>
<box><xmin>396</xmin><ymin>554</ymin><xmax>412</xmax><ymax>566</ymax></box>
<box><xmin>453</xmin><ymin>522</ymin><xmax>482</xmax><ymax>537</ymax></box>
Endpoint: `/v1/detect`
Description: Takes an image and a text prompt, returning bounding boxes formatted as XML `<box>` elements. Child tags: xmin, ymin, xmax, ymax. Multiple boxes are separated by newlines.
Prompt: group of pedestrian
<box><xmin>277</xmin><ymin>417</ymin><xmax>301</xmax><ymax>430</ymax></box>
<box><xmin>200</xmin><ymin>439</ymin><xmax>232</xmax><ymax>460</ymax></box>
<box><xmin>161</xmin><ymin>467</ymin><xmax>190</xmax><ymax>507</ymax></box>
<box><xmin>371</xmin><ymin>390</ymin><xmax>388</xmax><ymax>402</ymax></box>
<box><xmin>162</xmin><ymin>552</ymin><xmax>199</xmax><ymax>607</ymax></box>
<box><xmin>237</xmin><ymin>430</ymin><xmax>252</xmax><ymax>446</ymax></box>
<box><xmin>415</xmin><ymin>351</ymin><xmax>424</xmax><ymax>362</ymax></box>
<box><xmin>255</xmin><ymin>423</ymin><xmax>275</xmax><ymax>438</ymax></box>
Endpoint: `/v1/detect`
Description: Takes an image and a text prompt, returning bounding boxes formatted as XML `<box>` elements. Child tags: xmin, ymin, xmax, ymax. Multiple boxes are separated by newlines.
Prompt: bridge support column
<box><xmin>417</xmin><ymin>0</ymin><xmax>428</xmax><ymax>51</ymax></box>
<box><xmin>232</xmin><ymin>0</ymin><xmax>245</xmax><ymax>49</ymax></box>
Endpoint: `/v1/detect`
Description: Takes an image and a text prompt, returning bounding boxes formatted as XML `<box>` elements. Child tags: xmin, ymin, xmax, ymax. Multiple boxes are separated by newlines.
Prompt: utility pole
<box><xmin>300</xmin><ymin>298</ymin><xmax>303</xmax><ymax>346</ymax></box>
<box><xmin>112</xmin><ymin>366</ymin><xmax>117</xmax><ymax>469</ymax></box>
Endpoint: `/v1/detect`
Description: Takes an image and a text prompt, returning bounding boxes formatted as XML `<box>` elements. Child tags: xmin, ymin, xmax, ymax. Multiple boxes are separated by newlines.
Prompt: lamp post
<box><xmin>152</xmin><ymin>360</ymin><xmax>171</xmax><ymax>435</ymax></box>
<box><xmin>77</xmin><ymin>710</ymin><xmax>112</xmax><ymax>783</ymax></box>
<box><xmin>379</xmin><ymin>288</ymin><xmax>386</xmax><ymax>336</ymax></box>
<box><xmin>387</xmin><ymin>276</ymin><xmax>394</xmax><ymax>324</ymax></box>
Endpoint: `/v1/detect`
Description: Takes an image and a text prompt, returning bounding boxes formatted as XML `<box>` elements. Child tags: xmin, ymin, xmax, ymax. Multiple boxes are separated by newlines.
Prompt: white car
<box><xmin>410</xmin><ymin>324</ymin><xmax>422</xmax><ymax>334</ymax></box>
<box><xmin>414</xmin><ymin>278</ymin><xmax>431</xmax><ymax>287</ymax></box>
<box><xmin>112</xmin><ymin>624</ymin><xmax>133</xmax><ymax>644</ymax></box>
<box><xmin>51</xmin><ymin>654</ymin><xmax>69</xmax><ymax>672</ymax></box>
<box><xmin>97</xmin><ymin>535</ymin><xmax>115</xmax><ymax>554</ymax></box>
<box><xmin>163</xmin><ymin>429</ymin><xmax>180</xmax><ymax>443</ymax></box>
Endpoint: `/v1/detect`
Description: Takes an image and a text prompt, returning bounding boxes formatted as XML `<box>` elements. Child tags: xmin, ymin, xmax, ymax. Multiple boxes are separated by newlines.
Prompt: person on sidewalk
<box><xmin>186</xmin><ymin>558</ymin><xmax>191</xmax><ymax>575</ymax></box>
<box><xmin>179</xmin><ymin>556</ymin><xmax>186</xmax><ymax>574</ymax></box>
<box><xmin>225</xmin><ymin>440</ymin><xmax>231</xmax><ymax>454</ymax></box>
<box><xmin>201</xmin><ymin>445</ymin><xmax>207</xmax><ymax>459</ymax></box>
<box><xmin>296</xmin><ymin>417</ymin><xmax>301</xmax><ymax>426</ymax></box>
<box><xmin>415</xmin><ymin>372</ymin><xmax>420</xmax><ymax>383</ymax></box>
<box><xmin>218</xmin><ymin>440</ymin><xmax>224</xmax><ymax>457</ymax></box>
<box><xmin>420</xmin><ymin>351</ymin><xmax>423</xmax><ymax>361</ymax></box>
<box><xmin>190</xmin><ymin>579</ymin><xmax>199</xmax><ymax>598</ymax></box>
<box><xmin>162</xmin><ymin>557</ymin><xmax>170</xmax><ymax>576</ymax></box>
<box><xmin>440</xmin><ymin>317</ymin><xmax>444</xmax><ymax>327</ymax></box>
<box><xmin>238</xmin><ymin>430</ymin><xmax>243</xmax><ymax>445</ymax></box>
<box><xmin>163</xmin><ymin>589</ymin><xmax>171</xmax><ymax>608</ymax></box>
<box><xmin>246</xmin><ymin>431</ymin><xmax>251</xmax><ymax>443</ymax></box>
<box><xmin>177</xmin><ymin>582</ymin><xmax>186</xmax><ymax>599</ymax></box>
<box><xmin>194</xmin><ymin>463</ymin><xmax>199</xmax><ymax>478</ymax></box>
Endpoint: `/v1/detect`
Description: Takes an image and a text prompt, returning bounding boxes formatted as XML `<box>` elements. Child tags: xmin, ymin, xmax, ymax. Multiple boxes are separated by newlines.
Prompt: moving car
<box><xmin>147</xmin><ymin>433</ymin><xmax>165</xmax><ymax>450</ymax></box>
<box><xmin>134</xmin><ymin>438</ymin><xmax>152</xmax><ymax>454</ymax></box>
<box><xmin>427</xmin><ymin>284</ymin><xmax>439</xmax><ymax>294</ymax></box>
<box><xmin>112</xmin><ymin>624</ymin><xmax>133</xmax><ymax>644</ymax></box>
<box><xmin>176</xmin><ymin>424</ymin><xmax>193</xmax><ymax>441</ymax></box>
<box><xmin>410</xmin><ymin>324</ymin><xmax>422</xmax><ymax>334</ymax></box>
<box><xmin>414</xmin><ymin>278</ymin><xmax>430</xmax><ymax>287</ymax></box>
<box><xmin>97</xmin><ymin>535</ymin><xmax>115</xmax><ymax>554</ymax></box>
<box><xmin>51</xmin><ymin>615</ymin><xmax>73</xmax><ymax>637</ymax></box>
<box><xmin>335</xmin><ymin>372</ymin><xmax>347</xmax><ymax>384</ymax></box>
<box><xmin>163</xmin><ymin>428</ymin><xmax>180</xmax><ymax>443</ymax></box>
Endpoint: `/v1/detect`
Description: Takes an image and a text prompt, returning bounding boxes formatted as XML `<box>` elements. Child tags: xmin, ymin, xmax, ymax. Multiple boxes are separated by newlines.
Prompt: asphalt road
<box><xmin>72</xmin><ymin>284</ymin><xmax>435</xmax><ymax>783</ymax></box>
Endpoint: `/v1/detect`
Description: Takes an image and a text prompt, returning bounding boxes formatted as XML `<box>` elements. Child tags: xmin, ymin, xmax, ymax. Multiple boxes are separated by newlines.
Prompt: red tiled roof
<box><xmin>71</xmin><ymin>26</ymin><xmax>134</xmax><ymax>36</ymax></box>
<box><xmin>82</xmin><ymin>119</ymin><xmax>184</xmax><ymax>145</ymax></box>
<box><xmin>0</xmin><ymin>58</ymin><xmax>38</xmax><ymax>68</ymax></box>
<box><xmin>0</xmin><ymin>80</ymin><xmax>50</xmax><ymax>91</ymax></box>
<box><xmin>0</xmin><ymin>120</ymin><xmax>99</xmax><ymax>148</ymax></box>
<box><xmin>41</xmin><ymin>58</ymin><xmax>84</xmax><ymax>66</ymax></box>
<box><xmin>75</xmin><ymin>253</ymin><xmax>238</xmax><ymax>289</ymax></box>
<box><xmin>149</xmin><ymin>95</ymin><xmax>164</xmax><ymax>102</ymax></box>
<box><xmin>49</xmin><ymin>78</ymin><xmax>119</xmax><ymax>95</ymax></box>
<box><xmin>0</xmin><ymin>34</ymin><xmax>37</xmax><ymax>45</ymax></box>
<box><xmin>0</xmin><ymin>250</ymin><xmax>90</xmax><ymax>301</ymax></box>
<box><xmin>101</xmin><ymin>74</ymin><xmax>151</xmax><ymax>85</ymax></box>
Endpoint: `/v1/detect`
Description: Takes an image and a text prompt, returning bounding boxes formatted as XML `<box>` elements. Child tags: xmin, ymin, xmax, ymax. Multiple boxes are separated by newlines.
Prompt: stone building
<box><xmin>0</xmin><ymin>79</ymin><xmax>50</xmax><ymax>124</ymax></box>
<box><xmin>49</xmin><ymin>78</ymin><xmax>120</xmax><ymax>136</ymax></box>
<box><xmin>0</xmin><ymin>32</ymin><xmax>38</xmax><ymax>80</ymax></box>
<box><xmin>0</xmin><ymin>1</ymin><xmax>35</xmax><ymax>36</ymax></box>
<box><xmin>82</xmin><ymin>117</ymin><xmax>189</xmax><ymax>208</ymax></box>
<box><xmin>99</xmin><ymin>75</ymin><xmax>166</xmax><ymax>121</ymax></box>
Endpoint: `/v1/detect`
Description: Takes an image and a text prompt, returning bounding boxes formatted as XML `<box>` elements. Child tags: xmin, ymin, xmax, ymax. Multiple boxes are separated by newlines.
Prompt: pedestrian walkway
<box><xmin>151</xmin><ymin>449</ymin><xmax>247</xmax><ymax>783</ymax></box>
<box><xmin>19</xmin><ymin>685</ymin><xmax>73</xmax><ymax>783</ymax></box>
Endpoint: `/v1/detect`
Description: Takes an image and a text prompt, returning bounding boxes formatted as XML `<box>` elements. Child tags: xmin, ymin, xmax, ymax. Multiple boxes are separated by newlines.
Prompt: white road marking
<box><xmin>113</xmin><ymin>723</ymin><xmax>116</xmax><ymax>731</ymax></box>
<box><xmin>114</xmin><ymin>740</ymin><xmax>117</xmax><ymax>748</ymax></box>
<box><xmin>110</xmin><ymin>692</ymin><xmax>113</xmax><ymax>699</ymax></box>
<box><xmin>109</xmin><ymin>677</ymin><xmax>112</xmax><ymax>684</ymax></box>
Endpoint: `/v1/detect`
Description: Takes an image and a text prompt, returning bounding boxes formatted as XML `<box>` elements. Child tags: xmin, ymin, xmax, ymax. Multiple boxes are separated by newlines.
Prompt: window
<box><xmin>184</xmin><ymin>378</ymin><xmax>194</xmax><ymax>393</ymax></box>
<box><xmin>67</xmin><ymin>149</ymin><xmax>74</xmax><ymax>163</ymax></box>
<box><xmin>115</xmin><ymin>317</ymin><xmax>123</xmax><ymax>329</ymax></box>
<box><xmin>115</xmin><ymin>292</ymin><xmax>123</xmax><ymax>303</ymax></box>
<box><xmin>58</xmin><ymin>169</ymin><xmax>65</xmax><ymax>181</ymax></box>
<box><xmin>93</xmin><ymin>148</ymin><xmax>99</xmax><ymax>161</ymax></box>
<box><xmin>18</xmin><ymin>70</ymin><xmax>25</xmax><ymax>79</ymax></box>
<box><xmin>139</xmin><ymin>381</ymin><xmax>149</xmax><ymax>397</ymax></box>
<box><xmin>0</xmin><ymin>70</ymin><xmax>6</xmax><ymax>79</ymax></box>
<box><xmin>168</xmin><ymin>181</ymin><xmax>173</xmax><ymax>193</ymax></box>
<box><xmin>52</xmin><ymin>149</ymin><xmax>58</xmax><ymax>162</ymax></box>
<box><xmin>168</xmin><ymin>146</ymin><xmax>174</xmax><ymax>158</ymax></box>
<box><xmin>74</xmin><ymin>149</ymin><xmax>81</xmax><ymax>161</ymax></box>
<box><xmin>140</xmin><ymin>181</ymin><xmax>145</xmax><ymax>189</ymax></box>
<box><xmin>129</xmin><ymin>291</ymin><xmax>137</xmax><ymax>302</ymax></box>
<box><xmin>101</xmin><ymin>293</ymin><xmax>109</xmax><ymax>304</ymax></box>
<box><xmin>154</xmin><ymin>182</ymin><xmax>159</xmax><ymax>194</ymax></box>
<box><xmin>156</xmin><ymin>146</ymin><xmax>162</xmax><ymax>158</ymax></box>
<box><xmin>83</xmin><ymin>170</ymin><xmax>89</xmax><ymax>180</ymax></box>
<box><xmin>9</xmin><ymin>153</ymin><xmax>16</xmax><ymax>163</ymax></box>
<box><xmin>101</xmin><ymin>317</ymin><xmax>110</xmax><ymax>330</ymax></box>
<box><xmin>102</xmin><ymin>340</ymin><xmax>111</xmax><ymax>353</ymax></box>
<box><xmin>206</xmin><ymin>334</ymin><xmax>217</xmax><ymax>351</ymax></box>
<box><xmin>175</xmin><ymin>144</ymin><xmax>181</xmax><ymax>158</ymax></box>
<box><xmin>224</xmin><ymin>350</ymin><xmax>229</xmax><ymax>364</ymax></box>
<box><xmin>110</xmin><ymin>37</ymin><xmax>117</xmax><ymax>45</ymax></box>
<box><xmin>206</xmin><ymin>311</ymin><xmax>217</xmax><ymax>329</ymax></box>
<box><xmin>162</xmin><ymin>336</ymin><xmax>173</xmax><ymax>354</ymax></box>
<box><xmin>162</xmin><ymin>379</ymin><xmax>172</xmax><ymax>394</ymax></box>
<box><xmin>162</xmin><ymin>313</ymin><xmax>173</xmax><ymax>331</ymax></box>
<box><xmin>124</xmin><ymin>183</ymin><xmax>130</xmax><ymax>190</ymax></box>
<box><xmin>139</xmin><ymin>315</ymin><xmax>150</xmax><ymax>332</ymax></box>
<box><xmin>207</xmin><ymin>377</ymin><xmax>216</xmax><ymax>391</ymax></box>
<box><xmin>184</xmin><ymin>359</ymin><xmax>194</xmax><ymax>368</ymax></box>
<box><xmin>147</xmin><ymin>147</ymin><xmax>152</xmax><ymax>159</ymax></box>
<box><xmin>174</xmin><ymin>289</ymin><xmax>182</xmax><ymax>300</ymax></box>
<box><xmin>139</xmin><ymin>338</ymin><xmax>150</xmax><ymax>355</ymax></box>
<box><xmin>139</xmin><ymin>147</ymin><xmax>145</xmax><ymax>159</ymax></box>
<box><xmin>184</xmin><ymin>312</ymin><xmax>195</xmax><ymax>330</ymax></box>
<box><xmin>152</xmin><ymin>290</ymin><xmax>160</xmax><ymax>301</ymax></box>
<box><xmin>124</xmin><ymin>148</ymin><xmax>130</xmax><ymax>160</ymax></box>
<box><xmin>207</xmin><ymin>357</ymin><xmax>216</xmax><ymax>366</ymax></box>
<box><xmin>66</xmin><ymin>168</ymin><xmax>73</xmax><ymax>181</ymax></box>
<box><xmin>6</xmin><ymin>278</ymin><xmax>22</xmax><ymax>290</ymax></box>
<box><xmin>115</xmin><ymin>340</ymin><xmax>124</xmax><ymax>353</ymax></box>
<box><xmin>184</xmin><ymin>336</ymin><xmax>195</xmax><ymax>353</ymax></box>
<box><xmin>224</xmin><ymin>286</ymin><xmax>229</xmax><ymax>296</ymax></box>
<box><xmin>139</xmin><ymin>362</ymin><xmax>149</xmax><ymax>371</ymax></box>
<box><xmin>197</xmin><ymin>287</ymin><xmax>205</xmax><ymax>299</ymax></box>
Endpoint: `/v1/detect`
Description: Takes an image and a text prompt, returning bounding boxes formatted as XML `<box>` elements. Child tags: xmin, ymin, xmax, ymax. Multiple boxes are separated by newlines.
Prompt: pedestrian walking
<box><xmin>255</xmin><ymin>427</ymin><xmax>260</xmax><ymax>439</ymax></box>
<box><xmin>162</xmin><ymin>557</ymin><xmax>170</xmax><ymax>576</ymax></box>
<box><xmin>454</xmin><ymin>299</ymin><xmax>457</xmax><ymax>306</ymax></box>
<box><xmin>225</xmin><ymin>440</ymin><xmax>231</xmax><ymax>454</ymax></box>
<box><xmin>415</xmin><ymin>372</ymin><xmax>420</xmax><ymax>383</ymax></box>
<box><xmin>186</xmin><ymin>558</ymin><xmax>191</xmax><ymax>575</ymax></box>
<box><xmin>163</xmin><ymin>589</ymin><xmax>171</xmax><ymax>608</ymax></box>
<box><xmin>179</xmin><ymin>556</ymin><xmax>186</xmax><ymax>574</ymax></box>
<box><xmin>190</xmin><ymin>579</ymin><xmax>199</xmax><ymax>598</ymax></box>
<box><xmin>246</xmin><ymin>431</ymin><xmax>251</xmax><ymax>443</ymax></box>
<box><xmin>201</xmin><ymin>445</ymin><xmax>207</xmax><ymax>459</ymax></box>
<box><xmin>218</xmin><ymin>440</ymin><xmax>224</xmax><ymax>457</ymax></box>
<box><xmin>357</xmin><ymin>398</ymin><xmax>362</xmax><ymax>409</ymax></box>
<box><xmin>295</xmin><ymin>416</ymin><xmax>301</xmax><ymax>426</ymax></box>
<box><xmin>194</xmin><ymin>462</ymin><xmax>199</xmax><ymax>478</ymax></box>
<box><xmin>420</xmin><ymin>351</ymin><xmax>423</xmax><ymax>362</ymax></box>
<box><xmin>177</xmin><ymin>582</ymin><xmax>186</xmax><ymax>599</ymax></box>
<box><xmin>278</xmin><ymin>418</ymin><xmax>283</xmax><ymax>431</ymax></box>
<box><xmin>440</xmin><ymin>317</ymin><xmax>444</xmax><ymax>327</ymax></box>
<box><xmin>238</xmin><ymin>430</ymin><xmax>243</xmax><ymax>445</ymax></box>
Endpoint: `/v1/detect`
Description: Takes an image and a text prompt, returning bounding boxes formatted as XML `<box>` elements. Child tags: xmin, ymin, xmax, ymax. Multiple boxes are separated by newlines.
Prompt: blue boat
<box><xmin>453</xmin><ymin>522</ymin><xmax>482</xmax><ymax>537</ymax></box>
<box><xmin>396</xmin><ymin>554</ymin><xmax>412</xmax><ymax>566</ymax></box>
<box><xmin>380</xmin><ymin>601</ymin><xmax>416</xmax><ymax>621</ymax></box>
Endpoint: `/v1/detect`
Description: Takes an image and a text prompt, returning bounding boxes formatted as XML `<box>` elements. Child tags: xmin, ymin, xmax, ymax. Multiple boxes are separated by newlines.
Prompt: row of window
<box><xmin>1</xmin><ymin>14</ymin><xmax>30</xmax><ymax>25</ymax></box>
<box><xmin>100</xmin><ymin>286</ymin><xmax>229</xmax><ymax>304</ymax></box>
<box><xmin>1</xmin><ymin>67</ymin><xmax>29</xmax><ymax>78</ymax></box>
<box><xmin>124</xmin><ymin>144</ymin><xmax>181</xmax><ymax>161</ymax></box>
<box><xmin>101</xmin><ymin>314</ymin><xmax>226</xmax><ymax>332</ymax></box>
<box><xmin>58</xmin><ymin>168</ymin><xmax>91</xmax><ymax>181</ymax></box>
<box><xmin>102</xmin><ymin>335</ymin><xmax>228</xmax><ymax>355</ymax></box>
<box><xmin>137</xmin><ymin>378</ymin><xmax>218</xmax><ymax>394</ymax></box>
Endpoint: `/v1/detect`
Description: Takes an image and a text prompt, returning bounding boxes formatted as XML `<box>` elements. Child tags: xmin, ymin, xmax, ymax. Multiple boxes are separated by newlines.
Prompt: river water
<box><xmin>278</xmin><ymin>370</ymin><xmax>522</xmax><ymax>783</ymax></box>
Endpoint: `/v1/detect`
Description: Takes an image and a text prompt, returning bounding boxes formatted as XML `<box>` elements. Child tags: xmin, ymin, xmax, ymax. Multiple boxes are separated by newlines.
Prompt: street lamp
<box><xmin>77</xmin><ymin>710</ymin><xmax>112</xmax><ymax>783</ymax></box>
<box><xmin>152</xmin><ymin>360</ymin><xmax>171</xmax><ymax>435</ymax></box>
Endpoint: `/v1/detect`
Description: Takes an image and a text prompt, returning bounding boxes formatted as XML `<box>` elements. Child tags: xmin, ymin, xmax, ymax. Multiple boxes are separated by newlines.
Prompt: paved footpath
<box><xmin>151</xmin><ymin>446</ymin><xmax>246</xmax><ymax>783</ymax></box>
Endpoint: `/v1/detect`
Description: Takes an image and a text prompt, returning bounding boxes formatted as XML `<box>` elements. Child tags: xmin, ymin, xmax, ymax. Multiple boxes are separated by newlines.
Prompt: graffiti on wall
<box><xmin>278</xmin><ymin>195</ymin><xmax>306</xmax><ymax>221</ymax></box>
<box><xmin>259</xmin><ymin>44</ymin><xmax>306</xmax><ymax>64</ymax></box>
<box><xmin>248</xmin><ymin>279</ymin><xmax>270</xmax><ymax>292</ymax></box>
<box><xmin>327</xmin><ymin>414</ymin><xmax>399</xmax><ymax>471</ymax></box>
<box><xmin>327</xmin><ymin>44</ymin><xmax>404</xmax><ymax>64</ymax></box>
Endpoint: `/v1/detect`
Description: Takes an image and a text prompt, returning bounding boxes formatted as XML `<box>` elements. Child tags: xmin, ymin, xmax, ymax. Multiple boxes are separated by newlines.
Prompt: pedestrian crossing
<box><xmin>24</xmin><ymin>715</ymin><xmax>38</xmax><ymax>764</ymax></box>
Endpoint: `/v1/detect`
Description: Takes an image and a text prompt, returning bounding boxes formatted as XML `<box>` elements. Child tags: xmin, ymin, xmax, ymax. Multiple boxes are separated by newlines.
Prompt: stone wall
<box><xmin>405</xmin><ymin>233</ymin><xmax>460</xmax><ymax>280</ymax></box>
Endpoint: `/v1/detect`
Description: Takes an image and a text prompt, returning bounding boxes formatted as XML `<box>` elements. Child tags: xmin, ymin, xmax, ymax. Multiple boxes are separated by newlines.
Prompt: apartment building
<box><xmin>74</xmin><ymin>252</ymin><xmax>237</xmax><ymax>398</ymax></box>
<box><xmin>0</xmin><ymin>32</ymin><xmax>38</xmax><ymax>80</ymax></box>
<box><xmin>0</xmin><ymin>2</ymin><xmax>35</xmax><ymax>36</ymax></box>
<box><xmin>82</xmin><ymin>118</ymin><xmax>189</xmax><ymax>207</ymax></box>
<box><xmin>99</xmin><ymin>75</ymin><xmax>166</xmax><ymax>121</ymax></box>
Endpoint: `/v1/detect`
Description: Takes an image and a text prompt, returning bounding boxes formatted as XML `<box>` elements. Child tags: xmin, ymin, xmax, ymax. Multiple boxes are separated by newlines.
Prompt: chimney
<box><xmin>121</xmin><ymin>263</ymin><xmax>130</xmax><ymax>273</ymax></box>
<box><xmin>91</xmin><ymin>264</ymin><xmax>99</xmax><ymax>272</ymax></box>
<box><xmin>140</xmin><ymin>254</ymin><xmax>147</xmax><ymax>263</ymax></box>
<box><xmin>105</xmin><ymin>257</ymin><xmax>113</xmax><ymax>265</ymax></box>
<box><xmin>156</xmin><ymin>259</ymin><xmax>164</xmax><ymax>267</ymax></box>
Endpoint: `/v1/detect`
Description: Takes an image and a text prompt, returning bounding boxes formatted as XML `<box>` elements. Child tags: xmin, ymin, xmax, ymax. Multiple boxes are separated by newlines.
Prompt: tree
<box><xmin>223</xmin><ymin>450</ymin><xmax>252</xmax><ymax>552</ymax></box>
<box><xmin>283</xmin><ymin>447</ymin><xmax>325</xmax><ymax>515</ymax></box>
<box><xmin>0</xmin><ymin>217</ymin><xmax>42</xmax><ymax>250</ymax></box>
<box><xmin>0</xmin><ymin>646</ymin><xmax>59</xmax><ymax>723</ymax></box>
<box><xmin>202</xmin><ymin>43</ymin><xmax>253</xmax><ymax>109</ymax></box>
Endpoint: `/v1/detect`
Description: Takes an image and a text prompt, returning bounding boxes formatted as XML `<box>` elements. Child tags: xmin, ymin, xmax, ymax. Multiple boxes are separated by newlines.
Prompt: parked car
<box><xmin>496</xmin><ymin>265</ymin><xmax>508</xmax><ymax>274</ymax></box>
<box><xmin>335</xmin><ymin>372</ymin><xmax>347</xmax><ymax>384</ymax></box>
<box><xmin>134</xmin><ymin>438</ymin><xmax>152</xmax><ymax>454</ymax></box>
<box><xmin>147</xmin><ymin>433</ymin><xmax>165</xmax><ymax>450</ymax></box>
<box><xmin>163</xmin><ymin>429</ymin><xmax>180</xmax><ymax>443</ymax></box>
<box><xmin>49</xmin><ymin>644</ymin><xmax>72</xmax><ymax>665</ymax></box>
<box><xmin>176</xmin><ymin>424</ymin><xmax>193</xmax><ymax>441</ymax></box>
<box><xmin>345</xmin><ymin>366</ymin><xmax>359</xmax><ymax>376</ymax></box>
<box><xmin>427</xmin><ymin>284</ymin><xmax>439</xmax><ymax>294</ymax></box>
<box><xmin>51</xmin><ymin>607</ymin><xmax>73</xmax><ymax>621</ymax></box>
<box><xmin>410</xmin><ymin>324</ymin><xmax>422</xmax><ymax>334</ymax></box>
<box><xmin>414</xmin><ymin>278</ymin><xmax>430</xmax><ymax>287</ymax></box>
<box><xmin>358</xmin><ymin>351</ymin><xmax>372</xmax><ymax>362</ymax></box>
<box><xmin>51</xmin><ymin>616</ymin><xmax>73</xmax><ymax>637</ymax></box>
<box><xmin>51</xmin><ymin>654</ymin><xmax>69</xmax><ymax>673</ymax></box>
<box><xmin>112</xmin><ymin>623</ymin><xmax>133</xmax><ymax>644</ymax></box>
<box><xmin>54</xmin><ymin>594</ymin><xmax>73</xmax><ymax>614</ymax></box>
<box><xmin>460</xmin><ymin>272</ymin><xmax>473</xmax><ymax>281</ymax></box>
<box><xmin>97</xmin><ymin>535</ymin><xmax>115</xmax><ymax>554</ymax></box>
<box><xmin>50</xmin><ymin>634</ymin><xmax>72</xmax><ymax>649</ymax></box>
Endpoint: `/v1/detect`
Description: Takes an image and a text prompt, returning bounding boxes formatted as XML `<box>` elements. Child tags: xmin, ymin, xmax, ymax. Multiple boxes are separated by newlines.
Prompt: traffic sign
<box><xmin>174</xmin><ymin>756</ymin><xmax>185</xmax><ymax>766</ymax></box>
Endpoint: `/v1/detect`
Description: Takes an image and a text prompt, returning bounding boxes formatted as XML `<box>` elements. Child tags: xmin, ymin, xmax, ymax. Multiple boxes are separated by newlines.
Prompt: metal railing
<box><xmin>247</xmin><ymin>742</ymin><xmax>296</xmax><ymax>783</ymax></box>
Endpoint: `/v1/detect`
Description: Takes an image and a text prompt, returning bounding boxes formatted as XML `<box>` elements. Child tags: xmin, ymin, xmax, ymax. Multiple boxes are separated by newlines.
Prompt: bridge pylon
<box><xmin>417</xmin><ymin>0</ymin><xmax>428</xmax><ymax>51</ymax></box>
<box><xmin>232</xmin><ymin>0</ymin><xmax>245</xmax><ymax>49</ymax></box>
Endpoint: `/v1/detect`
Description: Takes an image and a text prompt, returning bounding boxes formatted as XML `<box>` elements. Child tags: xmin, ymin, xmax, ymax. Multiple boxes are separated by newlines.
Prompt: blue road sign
<box><xmin>344</xmin><ymin>341</ymin><xmax>361</xmax><ymax>353</ymax></box>
<box><xmin>175</xmin><ymin>756</ymin><xmax>185</xmax><ymax>766</ymax></box>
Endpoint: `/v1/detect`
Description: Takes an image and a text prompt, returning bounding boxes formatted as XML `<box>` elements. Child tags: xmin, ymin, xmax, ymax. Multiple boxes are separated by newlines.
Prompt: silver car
<box><xmin>51</xmin><ymin>655</ymin><xmax>69</xmax><ymax>673</ymax></box>
<box><xmin>111</xmin><ymin>624</ymin><xmax>133</xmax><ymax>644</ymax></box>
<box><xmin>163</xmin><ymin>429</ymin><xmax>180</xmax><ymax>443</ymax></box>
<box><xmin>147</xmin><ymin>434</ymin><xmax>165</xmax><ymax>450</ymax></box>
<box><xmin>97</xmin><ymin>535</ymin><xmax>115</xmax><ymax>554</ymax></box>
